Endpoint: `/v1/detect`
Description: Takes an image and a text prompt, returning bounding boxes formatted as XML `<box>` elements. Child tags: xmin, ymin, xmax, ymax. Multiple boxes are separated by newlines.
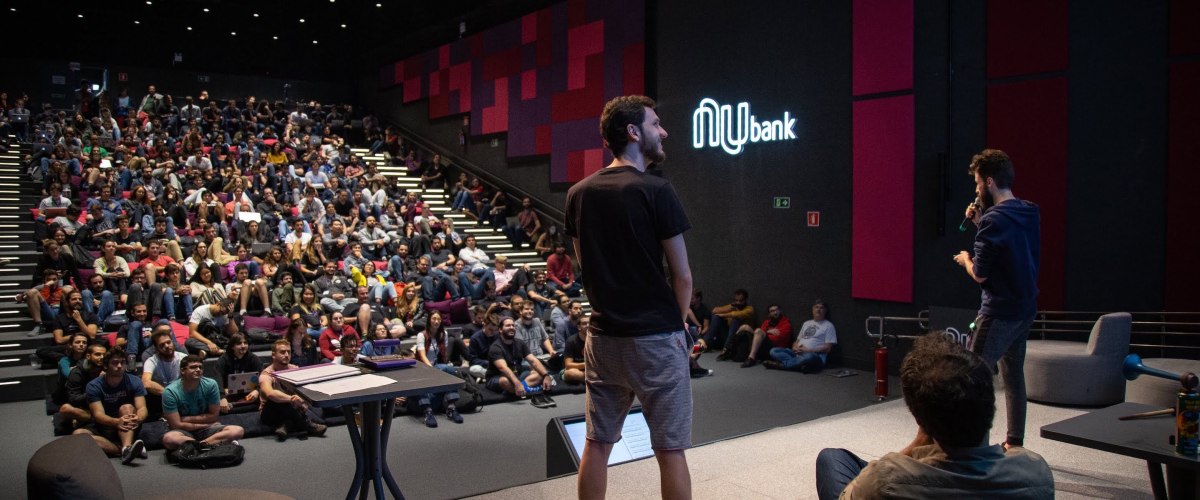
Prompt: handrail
<box><xmin>865</xmin><ymin>310</ymin><xmax>1200</xmax><ymax>359</ymax></box>
<box><xmin>382</xmin><ymin>118</ymin><xmax>567</xmax><ymax>222</ymax></box>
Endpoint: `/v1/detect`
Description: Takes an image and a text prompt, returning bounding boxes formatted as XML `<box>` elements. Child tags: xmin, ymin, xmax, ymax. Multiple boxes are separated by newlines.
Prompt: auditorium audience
<box><xmin>259</xmin><ymin>339</ymin><xmax>327</xmax><ymax>440</ymax></box>
<box><xmin>764</xmin><ymin>300</ymin><xmax>836</xmax><ymax>373</ymax></box>
<box><xmin>161</xmin><ymin>355</ymin><xmax>245</xmax><ymax>452</ymax></box>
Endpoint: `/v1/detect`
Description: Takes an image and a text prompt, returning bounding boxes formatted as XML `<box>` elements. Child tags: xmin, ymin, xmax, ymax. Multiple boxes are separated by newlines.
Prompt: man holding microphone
<box><xmin>953</xmin><ymin>149</ymin><xmax>1041</xmax><ymax>451</ymax></box>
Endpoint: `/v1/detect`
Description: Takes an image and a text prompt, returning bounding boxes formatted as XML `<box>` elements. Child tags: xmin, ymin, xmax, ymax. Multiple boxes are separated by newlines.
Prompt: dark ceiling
<box><xmin>0</xmin><ymin>0</ymin><xmax>557</xmax><ymax>81</ymax></box>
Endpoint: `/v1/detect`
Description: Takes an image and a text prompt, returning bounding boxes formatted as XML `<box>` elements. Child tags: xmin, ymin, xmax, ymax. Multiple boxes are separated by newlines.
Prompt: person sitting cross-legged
<box><xmin>161</xmin><ymin>354</ymin><xmax>245</xmax><ymax>453</ymax></box>
<box><xmin>487</xmin><ymin>316</ymin><xmax>555</xmax><ymax>408</ymax></box>
<box><xmin>258</xmin><ymin>339</ymin><xmax>327</xmax><ymax>441</ymax></box>
<box><xmin>726</xmin><ymin>303</ymin><xmax>792</xmax><ymax>368</ymax></box>
<box><xmin>814</xmin><ymin>333</ymin><xmax>1054</xmax><ymax>499</ymax></box>
<box><xmin>76</xmin><ymin>347</ymin><xmax>149</xmax><ymax>465</ymax></box>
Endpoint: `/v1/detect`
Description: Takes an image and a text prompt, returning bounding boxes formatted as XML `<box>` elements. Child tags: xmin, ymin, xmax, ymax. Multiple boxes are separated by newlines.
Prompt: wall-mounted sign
<box><xmin>51</xmin><ymin>76</ymin><xmax>66</xmax><ymax>85</ymax></box>
<box><xmin>773</xmin><ymin>197</ymin><xmax>791</xmax><ymax>209</ymax></box>
<box><xmin>807</xmin><ymin>211</ymin><xmax>820</xmax><ymax>227</ymax></box>
<box><xmin>692</xmin><ymin>98</ymin><xmax>797</xmax><ymax>155</ymax></box>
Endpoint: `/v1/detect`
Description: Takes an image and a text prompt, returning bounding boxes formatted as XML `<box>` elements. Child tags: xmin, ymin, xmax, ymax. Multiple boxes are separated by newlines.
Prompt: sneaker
<box><xmin>120</xmin><ymin>445</ymin><xmax>135</xmax><ymax>465</ymax></box>
<box><xmin>274</xmin><ymin>424</ymin><xmax>289</xmax><ymax>441</ymax></box>
<box><xmin>231</xmin><ymin>440</ymin><xmax>240</xmax><ymax>446</ymax></box>
<box><xmin>445</xmin><ymin>405</ymin><xmax>463</xmax><ymax>424</ymax></box>
<box><xmin>541</xmin><ymin>394</ymin><xmax>557</xmax><ymax>407</ymax></box>
<box><xmin>530</xmin><ymin>394</ymin><xmax>554</xmax><ymax>409</ymax></box>
<box><xmin>27</xmin><ymin>324</ymin><xmax>44</xmax><ymax>337</ymax></box>
<box><xmin>741</xmin><ymin>357</ymin><xmax>758</xmax><ymax>368</ymax></box>
<box><xmin>423</xmin><ymin>408</ymin><xmax>438</xmax><ymax>428</ymax></box>
<box><xmin>690</xmin><ymin>367</ymin><xmax>714</xmax><ymax>378</ymax></box>
<box><xmin>762</xmin><ymin>360</ymin><xmax>783</xmax><ymax>370</ymax></box>
<box><xmin>130</xmin><ymin>439</ymin><xmax>146</xmax><ymax>461</ymax></box>
<box><xmin>308</xmin><ymin>422</ymin><xmax>327</xmax><ymax>437</ymax></box>
<box><xmin>715</xmin><ymin>350</ymin><xmax>732</xmax><ymax>362</ymax></box>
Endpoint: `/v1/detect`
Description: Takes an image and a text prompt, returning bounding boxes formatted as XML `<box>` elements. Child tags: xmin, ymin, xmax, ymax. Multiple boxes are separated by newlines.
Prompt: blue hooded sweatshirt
<box><xmin>972</xmin><ymin>198</ymin><xmax>1040</xmax><ymax>320</ymax></box>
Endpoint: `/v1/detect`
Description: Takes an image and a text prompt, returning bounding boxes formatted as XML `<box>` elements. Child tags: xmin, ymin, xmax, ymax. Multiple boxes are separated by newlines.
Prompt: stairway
<box><xmin>354</xmin><ymin>147</ymin><xmax>590</xmax><ymax>312</ymax></box>
<box><xmin>0</xmin><ymin>137</ymin><xmax>59</xmax><ymax>402</ymax></box>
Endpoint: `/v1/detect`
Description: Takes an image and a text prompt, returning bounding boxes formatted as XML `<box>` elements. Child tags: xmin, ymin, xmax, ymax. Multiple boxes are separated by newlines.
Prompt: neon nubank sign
<box><xmin>692</xmin><ymin>98</ymin><xmax>798</xmax><ymax>155</ymax></box>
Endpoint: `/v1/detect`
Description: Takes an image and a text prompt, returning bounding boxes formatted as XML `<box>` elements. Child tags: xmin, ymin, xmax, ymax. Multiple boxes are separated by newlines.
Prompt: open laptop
<box><xmin>226</xmin><ymin>372</ymin><xmax>260</xmax><ymax>405</ymax></box>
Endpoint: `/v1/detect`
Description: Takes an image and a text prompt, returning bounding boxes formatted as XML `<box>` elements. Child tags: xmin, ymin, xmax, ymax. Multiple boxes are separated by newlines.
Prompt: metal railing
<box><xmin>866</xmin><ymin>310</ymin><xmax>1200</xmax><ymax>359</ymax></box>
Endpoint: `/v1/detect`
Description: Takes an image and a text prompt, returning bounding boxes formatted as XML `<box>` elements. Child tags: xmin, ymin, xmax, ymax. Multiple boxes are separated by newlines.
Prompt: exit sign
<box><xmin>773</xmin><ymin>197</ymin><xmax>791</xmax><ymax>209</ymax></box>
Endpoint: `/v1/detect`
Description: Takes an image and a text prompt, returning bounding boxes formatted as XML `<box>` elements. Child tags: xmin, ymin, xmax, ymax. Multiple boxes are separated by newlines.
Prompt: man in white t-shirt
<box><xmin>141</xmin><ymin>327</ymin><xmax>187</xmax><ymax>398</ymax></box>
<box><xmin>764</xmin><ymin>299</ymin><xmax>837</xmax><ymax>373</ymax></box>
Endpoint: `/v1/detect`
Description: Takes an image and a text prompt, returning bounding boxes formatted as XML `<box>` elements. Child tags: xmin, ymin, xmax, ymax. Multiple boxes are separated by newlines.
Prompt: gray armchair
<box><xmin>1024</xmin><ymin>312</ymin><xmax>1132</xmax><ymax>406</ymax></box>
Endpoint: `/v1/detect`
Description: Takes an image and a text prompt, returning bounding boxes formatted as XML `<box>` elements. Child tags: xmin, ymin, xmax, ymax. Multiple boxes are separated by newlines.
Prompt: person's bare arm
<box><xmin>141</xmin><ymin>370</ymin><xmax>165</xmax><ymax>395</ymax></box>
<box><xmin>89</xmin><ymin>400</ymin><xmax>123</xmax><ymax>429</ymax></box>
<box><xmin>493</xmin><ymin>358</ymin><xmax>523</xmax><ymax>396</ymax></box>
<box><xmin>661</xmin><ymin>234</ymin><xmax>692</xmax><ymax>325</ymax></box>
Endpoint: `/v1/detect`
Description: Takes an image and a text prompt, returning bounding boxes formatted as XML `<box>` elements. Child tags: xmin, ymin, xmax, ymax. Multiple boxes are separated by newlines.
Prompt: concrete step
<box><xmin>0</xmin><ymin>362</ymin><xmax>57</xmax><ymax>403</ymax></box>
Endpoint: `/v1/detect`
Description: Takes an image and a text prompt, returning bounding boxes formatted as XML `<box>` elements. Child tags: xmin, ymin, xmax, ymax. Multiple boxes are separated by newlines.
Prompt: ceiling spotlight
<box><xmin>134</xmin><ymin>20</ymin><xmax>141</xmax><ymax>24</ymax></box>
<box><xmin>9</xmin><ymin>7</ymin><xmax>16</xmax><ymax>12</ymax></box>
<box><xmin>146</xmin><ymin>1</ymin><xmax>152</xmax><ymax>4</ymax></box>
<box><xmin>340</xmin><ymin>24</ymin><xmax>347</xmax><ymax>28</ymax></box>
<box><xmin>273</xmin><ymin>36</ymin><xmax>279</xmax><ymax>40</ymax></box>
<box><xmin>187</xmin><ymin>26</ymin><xmax>193</xmax><ymax>30</ymax></box>
<box><xmin>77</xmin><ymin>13</ymin><xmax>84</xmax><ymax>18</ymax></box>
<box><xmin>376</xmin><ymin>2</ymin><xmax>382</xmax><ymax>6</ymax></box>
<box><xmin>203</xmin><ymin>8</ymin><xmax>210</xmax><ymax>12</ymax></box>
<box><xmin>230</xmin><ymin>31</ymin><xmax>236</xmax><ymax>36</ymax></box>
<box><xmin>253</xmin><ymin>13</ymin><xmax>259</xmax><ymax>17</ymax></box>
<box><xmin>312</xmin><ymin>40</ymin><xmax>319</xmax><ymax>44</ymax></box>
<box><xmin>299</xmin><ymin>18</ymin><xmax>305</xmax><ymax>23</ymax></box>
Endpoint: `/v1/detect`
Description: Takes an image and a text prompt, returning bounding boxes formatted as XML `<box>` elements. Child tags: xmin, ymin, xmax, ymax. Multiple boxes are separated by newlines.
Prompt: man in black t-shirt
<box><xmin>53</xmin><ymin>289</ymin><xmax>101</xmax><ymax>346</ymax></box>
<box><xmin>565</xmin><ymin>95</ymin><xmax>694</xmax><ymax>498</ymax></box>
<box><xmin>485</xmin><ymin>317</ymin><xmax>552</xmax><ymax>405</ymax></box>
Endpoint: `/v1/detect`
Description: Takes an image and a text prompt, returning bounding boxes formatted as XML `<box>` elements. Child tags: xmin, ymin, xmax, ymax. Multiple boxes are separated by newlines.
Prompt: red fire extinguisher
<box><xmin>874</xmin><ymin>340</ymin><xmax>888</xmax><ymax>400</ymax></box>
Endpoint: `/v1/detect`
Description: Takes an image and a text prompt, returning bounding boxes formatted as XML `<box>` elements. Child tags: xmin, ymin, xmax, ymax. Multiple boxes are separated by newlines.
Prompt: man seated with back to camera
<box><xmin>815</xmin><ymin>333</ymin><xmax>1053</xmax><ymax>499</ymax></box>
<box><xmin>703</xmin><ymin>288</ymin><xmax>755</xmax><ymax>355</ymax></box>
<box><xmin>764</xmin><ymin>299</ymin><xmax>836</xmax><ymax>373</ymax></box>
<box><xmin>487</xmin><ymin>316</ymin><xmax>555</xmax><ymax>408</ymax></box>
<box><xmin>161</xmin><ymin>354</ymin><xmax>245</xmax><ymax>454</ymax></box>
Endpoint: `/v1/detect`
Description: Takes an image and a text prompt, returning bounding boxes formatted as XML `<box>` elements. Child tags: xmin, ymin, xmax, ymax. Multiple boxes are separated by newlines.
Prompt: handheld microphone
<box><xmin>958</xmin><ymin>197</ymin><xmax>981</xmax><ymax>232</ymax></box>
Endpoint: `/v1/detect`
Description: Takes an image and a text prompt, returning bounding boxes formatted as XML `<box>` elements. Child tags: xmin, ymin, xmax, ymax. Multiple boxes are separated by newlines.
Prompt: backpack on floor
<box><xmin>171</xmin><ymin>441</ymin><xmax>244</xmax><ymax>469</ymax></box>
<box><xmin>455</xmin><ymin>370</ymin><xmax>485</xmax><ymax>413</ymax></box>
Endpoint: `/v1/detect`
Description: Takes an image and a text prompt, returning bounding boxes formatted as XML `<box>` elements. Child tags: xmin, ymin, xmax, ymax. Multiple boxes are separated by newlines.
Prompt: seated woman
<box><xmin>412</xmin><ymin>311</ymin><xmax>465</xmax><ymax>427</ymax></box>
<box><xmin>284</xmin><ymin>317</ymin><xmax>319</xmax><ymax>367</ymax></box>
<box><xmin>394</xmin><ymin>283</ymin><xmax>427</xmax><ymax>337</ymax></box>
<box><xmin>290</xmin><ymin>284</ymin><xmax>326</xmax><ymax>339</ymax></box>
<box><xmin>181</xmin><ymin>240</ymin><xmax>221</xmax><ymax>284</ymax></box>
<box><xmin>188</xmin><ymin>266</ymin><xmax>227</xmax><ymax>307</ymax></box>
<box><xmin>318</xmin><ymin>311</ymin><xmax>359</xmax><ymax>362</ymax></box>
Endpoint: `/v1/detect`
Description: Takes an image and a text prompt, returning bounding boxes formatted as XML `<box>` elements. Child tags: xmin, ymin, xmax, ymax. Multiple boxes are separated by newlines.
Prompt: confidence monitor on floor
<box><xmin>546</xmin><ymin>406</ymin><xmax>654</xmax><ymax>477</ymax></box>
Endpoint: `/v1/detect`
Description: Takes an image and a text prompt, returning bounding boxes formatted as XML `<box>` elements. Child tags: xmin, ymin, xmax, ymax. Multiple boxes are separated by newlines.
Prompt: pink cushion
<box><xmin>170</xmin><ymin>321</ymin><xmax>190</xmax><ymax>345</ymax></box>
<box><xmin>243</xmin><ymin>315</ymin><xmax>288</xmax><ymax>335</ymax></box>
<box><xmin>424</xmin><ymin>298</ymin><xmax>470</xmax><ymax>325</ymax></box>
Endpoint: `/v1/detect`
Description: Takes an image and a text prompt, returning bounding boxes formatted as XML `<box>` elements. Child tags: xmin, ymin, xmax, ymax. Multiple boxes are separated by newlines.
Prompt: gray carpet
<box><xmin>4</xmin><ymin>359</ymin><xmax>882</xmax><ymax>500</ymax></box>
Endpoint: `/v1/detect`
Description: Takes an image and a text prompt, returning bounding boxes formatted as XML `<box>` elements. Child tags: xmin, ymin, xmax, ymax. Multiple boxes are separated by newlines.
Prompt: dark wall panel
<box><xmin>985</xmin><ymin>78</ymin><xmax>1069</xmax><ymax>310</ymax></box>
<box><xmin>986</xmin><ymin>0</ymin><xmax>1069</xmax><ymax>78</ymax></box>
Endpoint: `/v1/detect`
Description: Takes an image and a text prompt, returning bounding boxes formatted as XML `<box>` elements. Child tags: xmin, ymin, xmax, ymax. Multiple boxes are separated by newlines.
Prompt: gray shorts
<box><xmin>166</xmin><ymin>423</ymin><xmax>226</xmax><ymax>442</ymax></box>
<box><xmin>584</xmin><ymin>329</ymin><xmax>692</xmax><ymax>451</ymax></box>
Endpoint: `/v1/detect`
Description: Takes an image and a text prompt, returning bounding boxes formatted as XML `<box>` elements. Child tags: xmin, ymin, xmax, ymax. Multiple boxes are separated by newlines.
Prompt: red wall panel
<box><xmin>851</xmin><ymin>95</ymin><xmax>915</xmax><ymax>302</ymax></box>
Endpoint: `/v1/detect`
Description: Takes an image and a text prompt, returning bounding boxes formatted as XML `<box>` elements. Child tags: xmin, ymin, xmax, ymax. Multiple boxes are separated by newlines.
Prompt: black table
<box><xmin>294</xmin><ymin>364</ymin><xmax>463</xmax><ymax>500</ymax></box>
<box><xmin>1041</xmin><ymin>401</ymin><xmax>1200</xmax><ymax>500</ymax></box>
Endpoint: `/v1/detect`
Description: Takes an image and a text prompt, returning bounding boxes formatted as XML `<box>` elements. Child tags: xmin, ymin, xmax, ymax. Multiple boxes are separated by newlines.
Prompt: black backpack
<box><xmin>171</xmin><ymin>440</ymin><xmax>245</xmax><ymax>469</ymax></box>
<box><xmin>455</xmin><ymin>369</ymin><xmax>485</xmax><ymax>413</ymax></box>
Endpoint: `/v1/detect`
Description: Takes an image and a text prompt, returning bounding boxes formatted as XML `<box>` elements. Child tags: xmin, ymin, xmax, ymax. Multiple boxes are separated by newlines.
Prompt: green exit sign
<box><xmin>773</xmin><ymin>197</ymin><xmax>791</xmax><ymax>209</ymax></box>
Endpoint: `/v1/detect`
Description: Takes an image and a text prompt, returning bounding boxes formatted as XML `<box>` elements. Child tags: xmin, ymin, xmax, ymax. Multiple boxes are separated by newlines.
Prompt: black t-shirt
<box><xmin>486</xmin><ymin>338</ymin><xmax>530</xmax><ymax>379</ymax></box>
<box><xmin>565</xmin><ymin>166</ymin><xmax>690</xmax><ymax>336</ymax></box>
<box><xmin>53</xmin><ymin>309</ymin><xmax>100</xmax><ymax>338</ymax></box>
<box><xmin>564</xmin><ymin>333</ymin><xmax>585</xmax><ymax>363</ymax></box>
<box><xmin>216</xmin><ymin>352</ymin><xmax>264</xmax><ymax>392</ymax></box>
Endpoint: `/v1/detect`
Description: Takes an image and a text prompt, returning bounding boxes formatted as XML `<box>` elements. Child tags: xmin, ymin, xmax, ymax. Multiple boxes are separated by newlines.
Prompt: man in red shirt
<box><xmin>729</xmin><ymin>304</ymin><xmax>792</xmax><ymax>368</ymax></box>
<box><xmin>545</xmin><ymin>243</ymin><xmax>582</xmax><ymax>297</ymax></box>
<box><xmin>138</xmin><ymin>240</ymin><xmax>176</xmax><ymax>285</ymax></box>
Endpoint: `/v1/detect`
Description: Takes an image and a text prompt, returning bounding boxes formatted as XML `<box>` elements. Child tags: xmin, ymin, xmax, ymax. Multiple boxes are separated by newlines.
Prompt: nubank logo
<box><xmin>692</xmin><ymin>98</ymin><xmax>797</xmax><ymax>155</ymax></box>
